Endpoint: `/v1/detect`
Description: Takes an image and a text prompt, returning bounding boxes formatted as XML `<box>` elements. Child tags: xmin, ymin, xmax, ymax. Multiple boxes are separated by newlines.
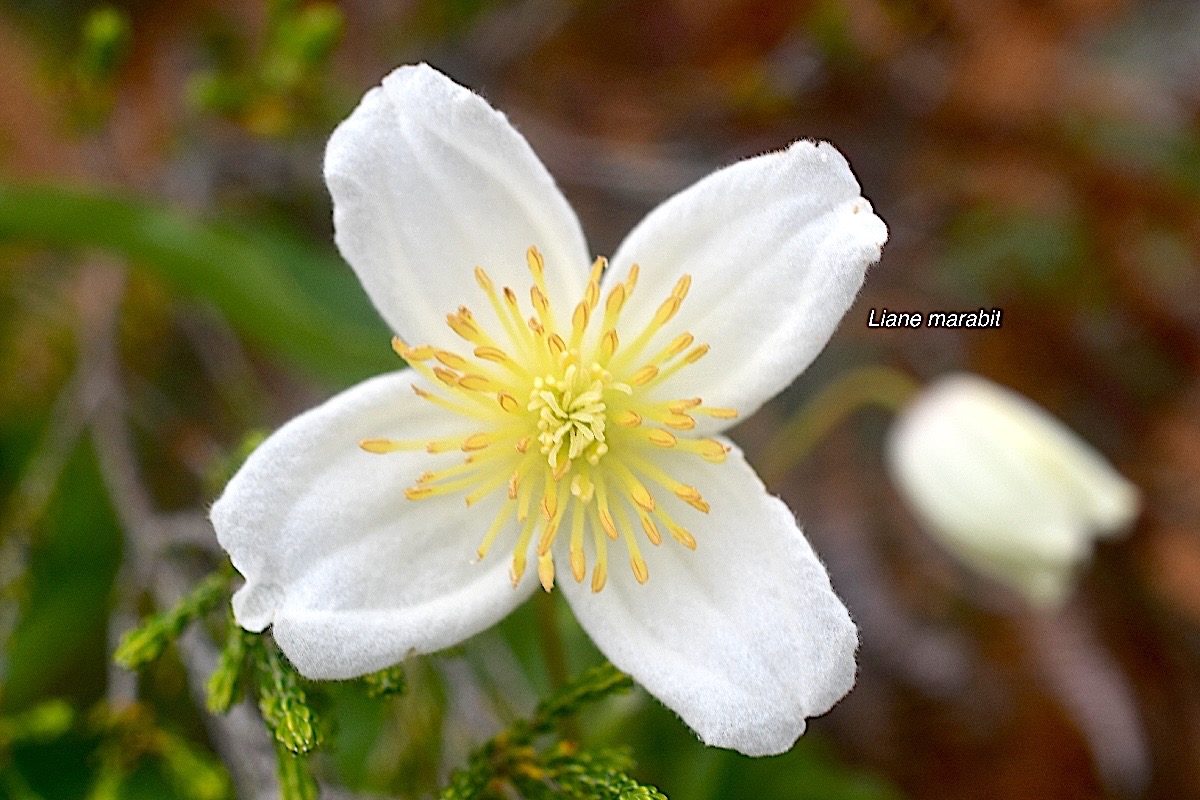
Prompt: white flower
<box><xmin>886</xmin><ymin>373</ymin><xmax>1140</xmax><ymax>607</ymax></box>
<box><xmin>211</xmin><ymin>64</ymin><xmax>887</xmax><ymax>756</ymax></box>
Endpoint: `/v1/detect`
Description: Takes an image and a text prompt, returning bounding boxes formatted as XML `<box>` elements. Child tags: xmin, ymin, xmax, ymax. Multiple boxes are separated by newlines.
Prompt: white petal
<box><xmin>607</xmin><ymin>140</ymin><xmax>886</xmax><ymax>432</ymax></box>
<box><xmin>886</xmin><ymin>373</ymin><xmax>1141</xmax><ymax>606</ymax></box>
<box><xmin>211</xmin><ymin>371</ymin><xmax>538</xmax><ymax>679</ymax></box>
<box><xmin>558</xmin><ymin>441</ymin><xmax>857</xmax><ymax>756</ymax></box>
<box><xmin>325</xmin><ymin>64</ymin><xmax>590</xmax><ymax>351</ymax></box>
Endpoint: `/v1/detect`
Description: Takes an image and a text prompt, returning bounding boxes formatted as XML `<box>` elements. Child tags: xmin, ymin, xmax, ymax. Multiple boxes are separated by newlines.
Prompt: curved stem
<box><xmin>760</xmin><ymin>365</ymin><xmax>920</xmax><ymax>482</ymax></box>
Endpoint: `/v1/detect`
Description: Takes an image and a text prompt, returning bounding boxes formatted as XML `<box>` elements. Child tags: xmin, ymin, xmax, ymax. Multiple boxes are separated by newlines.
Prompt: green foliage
<box><xmin>188</xmin><ymin>0</ymin><xmax>345</xmax><ymax>136</ymax></box>
<box><xmin>940</xmin><ymin>207</ymin><xmax>1088</xmax><ymax>302</ymax></box>
<box><xmin>88</xmin><ymin>703</ymin><xmax>231</xmax><ymax>800</ymax></box>
<box><xmin>67</xmin><ymin>5</ymin><xmax>131</xmax><ymax>128</ymax></box>
<box><xmin>273</xmin><ymin>738</ymin><xmax>319</xmax><ymax>800</ymax></box>
<box><xmin>114</xmin><ymin>572</ymin><xmax>231</xmax><ymax>670</ymax></box>
<box><xmin>0</xmin><ymin>185</ymin><xmax>394</xmax><ymax>386</ymax></box>
<box><xmin>359</xmin><ymin>663</ymin><xmax>407</xmax><ymax>698</ymax></box>
<box><xmin>252</xmin><ymin>640</ymin><xmax>322</xmax><ymax>754</ymax></box>
<box><xmin>206</xmin><ymin>618</ymin><xmax>253</xmax><ymax>714</ymax></box>
<box><xmin>439</xmin><ymin>662</ymin><xmax>665</xmax><ymax>800</ymax></box>
<box><xmin>3</xmin><ymin>442</ymin><xmax>123</xmax><ymax>708</ymax></box>
<box><xmin>0</xmin><ymin>699</ymin><xmax>74</xmax><ymax>747</ymax></box>
<box><xmin>77</xmin><ymin>6</ymin><xmax>130</xmax><ymax>84</ymax></box>
<box><xmin>519</xmin><ymin>662</ymin><xmax>633</xmax><ymax>742</ymax></box>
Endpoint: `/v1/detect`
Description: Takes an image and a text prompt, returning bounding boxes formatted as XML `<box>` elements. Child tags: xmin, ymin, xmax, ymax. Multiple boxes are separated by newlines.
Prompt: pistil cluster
<box><xmin>360</xmin><ymin>247</ymin><xmax>736</xmax><ymax>592</ymax></box>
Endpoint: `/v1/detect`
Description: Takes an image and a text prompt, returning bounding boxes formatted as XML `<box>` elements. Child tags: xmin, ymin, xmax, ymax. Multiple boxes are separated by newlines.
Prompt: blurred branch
<box><xmin>1025</xmin><ymin>608</ymin><xmax>1152</xmax><ymax>798</ymax></box>
<box><xmin>78</xmin><ymin>262</ymin><xmax>391</xmax><ymax>800</ymax></box>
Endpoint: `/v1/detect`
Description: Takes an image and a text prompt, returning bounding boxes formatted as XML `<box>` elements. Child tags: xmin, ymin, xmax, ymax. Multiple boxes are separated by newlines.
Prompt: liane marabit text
<box><xmin>867</xmin><ymin>308</ymin><xmax>1002</xmax><ymax>329</ymax></box>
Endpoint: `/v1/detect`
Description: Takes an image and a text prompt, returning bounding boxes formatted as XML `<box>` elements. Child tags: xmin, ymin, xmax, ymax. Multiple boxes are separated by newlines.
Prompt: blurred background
<box><xmin>2</xmin><ymin>0</ymin><xmax>1199</xmax><ymax>798</ymax></box>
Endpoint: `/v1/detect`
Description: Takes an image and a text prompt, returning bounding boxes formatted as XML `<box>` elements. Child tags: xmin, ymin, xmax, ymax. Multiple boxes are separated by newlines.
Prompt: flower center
<box><xmin>359</xmin><ymin>247</ymin><xmax>736</xmax><ymax>593</ymax></box>
<box><xmin>529</xmin><ymin>364</ymin><xmax>620</xmax><ymax>473</ymax></box>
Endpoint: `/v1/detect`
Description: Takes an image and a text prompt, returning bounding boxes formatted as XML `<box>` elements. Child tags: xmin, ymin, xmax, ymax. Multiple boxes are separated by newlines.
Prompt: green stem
<box><xmin>534</xmin><ymin>591</ymin><xmax>569</xmax><ymax>692</ymax></box>
<box><xmin>533</xmin><ymin>590</ymin><xmax>579</xmax><ymax>741</ymax></box>
<box><xmin>759</xmin><ymin>365</ymin><xmax>920</xmax><ymax>482</ymax></box>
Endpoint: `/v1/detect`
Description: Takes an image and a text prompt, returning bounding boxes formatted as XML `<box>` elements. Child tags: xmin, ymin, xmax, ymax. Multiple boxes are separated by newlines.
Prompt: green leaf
<box><xmin>524</xmin><ymin>661</ymin><xmax>632</xmax><ymax>741</ymax></box>
<box><xmin>114</xmin><ymin>572</ymin><xmax>231</xmax><ymax>670</ymax></box>
<box><xmin>254</xmin><ymin>642</ymin><xmax>321</xmax><ymax>754</ymax></box>
<box><xmin>0</xmin><ymin>184</ymin><xmax>394</xmax><ymax>385</ymax></box>
<box><xmin>0</xmin><ymin>700</ymin><xmax>75</xmax><ymax>746</ymax></box>
<box><xmin>206</xmin><ymin>619</ymin><xmax>253</xmax><ymax>714</ymax></box>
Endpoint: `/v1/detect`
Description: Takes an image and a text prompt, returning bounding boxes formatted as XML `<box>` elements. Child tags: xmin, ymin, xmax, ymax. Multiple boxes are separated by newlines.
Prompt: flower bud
<box><xmin>886</xmin><ymin>373</ymin><xmax>1140</xmax><ymax>606</ymax></box>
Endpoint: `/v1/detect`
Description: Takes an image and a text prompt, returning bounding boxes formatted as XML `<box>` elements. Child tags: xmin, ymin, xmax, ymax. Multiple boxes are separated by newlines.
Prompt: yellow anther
<box><xmin>462</xmin><ymin>433</ymin><xmax>492</xmax><ymax>451</ymax></box>
<box><xmin>647</xmin><ymin>429</ymin><xmax>676</xmax><ymax>447</ymax></box>
<box><xmin>696</xmin><ymin>406</ymin><xmax>738</xmax><ymax>419</ymax></box>
<box><xmin>588</xmin><ymin>256</ymin><xmax>606</xmax><ymax>286</ymax></box>
<box><xmin>674</xmin><ymin>485</ymin><xmax>710</xmax><ymax>513</ymax></box>
<box><xmin>570</xmin><ymin>546</ymin><xmax>586</xmax><ymax>582</ymax></box>
<box><xmin>695</xmin><ymin>439</ymin><xmax>729</xmax><ymax>463</ymax></box>
<box><xmin>665</xmin><ymin>333</ymin><xmax>694</xmax><ymax>358</ymax></box>
<box><xmin>511</xmin><ymin>553</ymin><xmax>526</xmax><ymax>588</ymax></box>
<box><xmin>615</xmin><ymin>410</ymin><xmax>641</xmax><ymax>428</ymax></box>
<box><xmin>541</xmin><ymin>484</ymin><xmax>558</xmax><ymax>521</ymax></box>
<box><xmin>498</xmin><ymin>392</ymin><xmax>520</xmax><ymax>413</ymax></box>
<box><xmin>630</xmin><ymin>365</ymin><xmax>659</xmax><ymax>386</ymax></box>
<box><xmin>667</xmin><ymin>397</ymin><xmax>702</xmax><ymax>413</ymax></box>
<box><xmin>630</xmin><ymin>483</ymin><xmax>655</xmax><ymax>513</ymax></box>
<box><xmin>672</xmin><ymin>273</ymin><xmax>692</xmax><ymax>301</ymax></box>
<box><xmin>552</xmin><ymin>458</ymin><xmax>571</xmax><ymax>481</ymax></box>
<box><xmin>630</xmin><ymin>552</ymin><xmax>649</xmax><ymax>584</ymax></box>
<box><xmin>447</xmin><ymin>313</ymin><xmax>483</xmax><ymax>343</ymax></box>
<box><xmin>600</xmin><ymin>329</ymin><xmax>619</xmax><ymax>360</ymax></box>
<box><xmin>473</xmin><ymin>346</ymin><xmax>509</xmax><ymax>363</ymax></box>
<box><xmin>537</xmin><ymin>553</ymin><xmax>555</xmax><ymax>592</ymax></box>
<box><xmin>653</xmin><ymin>296</ymin><xmax>681</xmax><ymax>327</ymax></box>
<box><xmin>605</xmin><ymin>283</ymin><xmax>626</xmax><ymax>319</ymax></box>
<box><xmin>404</xmin><ymin>343</ymin><xmax>436</xmax><ymax>361</ymax></box>
<box><xmin>459</xmin><ymin>374</ymin><xmax>499</xmax><ymax>392</ymax></box>
<box><xmin>599</xmin><ymin>507</ymin><xmax>618</xmax><ymax>540</ymax></box>
<box><xmin>526</xmin><ymin>246</ymin><xmax>545</xmax><ymax>280</ymax></box>
<box><xmin>591</xmin><ymin>560</ymin><xmax>607</xmax><ymax>593</ymax></box>
<box><xmin>572</xmin><ymin>302</ymin><xmax>590</xmax><ymax>334</ymax></box>
<box><xmin>684</xmin><ymin>344</ymin><xmax>710</xmax><ymax>363</ymax></box>
<box><xmin>548</xmin><ymin>333</ymin><xmax>567</xmax><ymax>357</ymax></box>
<box><xmin>640</xmin><ymin>513</ymin><xmax>662</xmax><ymax>545</ymax></box>
<box><xmin>515</xmin><ymin>436</ymin><xmax>532</xmax><ymax>453</ymax></box>
<box><xmin>537</xmin><ymin>514</ymin><xmax>561</xmax><ymax>555</ymax></box>
<box><xmin>669</xmin><ymin>524</ymin><xmax>697</xmax><ymax>549</ymax></box>
<box><xmin>508</xmin><ymin>471</ymin><xmax>520</xmax><ymax>500</ymax></box>
<box><xmin>358</xmin><ymin>438</ymin><xmax>412</xmax><ymax>454</ymax></box>
<box><xmin>405</xmin><ymin>486</ymin><xmax>433</xmax><ymax>500</ymax></box>
<box><xmin>625</xmin><ymin>263</ymin><xmax>640</xmax><ymax>295</ymax></box>
<box><xmin>435</xmin><ymin>350</ymin><xmax>469</xmax><ymax>371</ymax></box>
<box><xmin>664</xmin><ymin>414</ymin><xmax>696</xmax><ymax>430</ymax></box>
<box><xmin>530</xmin><ymin>285</ymin><xmax>550</xmax><ymax>316</ymax></box>
<box><xmin>474</xmin><ymin>266</ymin><xmax>494</xmax><ymax>292</ymax></box>
<box><xmin>433</xmin><ymin>367</ymin><xmax>460</xmax><ymax>386</ymax></box>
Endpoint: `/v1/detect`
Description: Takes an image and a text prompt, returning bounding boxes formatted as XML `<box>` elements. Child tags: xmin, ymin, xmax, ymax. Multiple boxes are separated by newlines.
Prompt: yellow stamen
<box><xmin>359</xmin><ymin>438</ymin><xmax>419</xmax><ymax>454</ymax></box>
<box><xmin>538</xmin><ymin>553</ymin><xmax>555</xmax><ymax>592</ymax></box>
<box><xmin>366</xmin><ymin>251</ymin><xmax>734</xmax><ymax>592</ymax></box>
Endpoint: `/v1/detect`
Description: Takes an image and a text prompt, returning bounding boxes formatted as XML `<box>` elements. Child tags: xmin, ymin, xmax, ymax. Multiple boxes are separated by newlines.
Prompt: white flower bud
<box><xmin>886</xmin><ymin>373</ymin><xmax>1140</xmax><ymax>606</ymax></box>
